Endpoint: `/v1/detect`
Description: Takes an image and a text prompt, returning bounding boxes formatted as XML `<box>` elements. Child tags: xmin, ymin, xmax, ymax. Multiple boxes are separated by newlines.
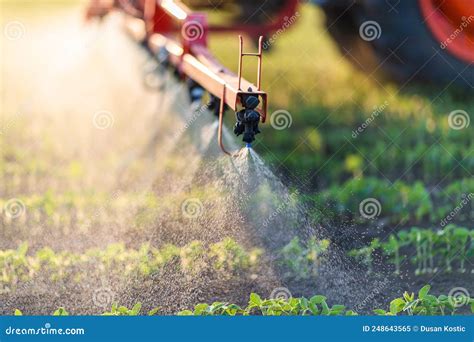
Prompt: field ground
<box><xmin>0</xmin><ymin>2</ymin><xmax>473</xmax><ymax>315</ymax></box>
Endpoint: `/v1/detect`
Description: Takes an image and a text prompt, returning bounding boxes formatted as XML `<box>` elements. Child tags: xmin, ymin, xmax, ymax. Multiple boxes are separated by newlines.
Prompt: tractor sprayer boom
<box><xmin>86</xmin><ymin>0</ymin><xmax>269</xmax><ymax>155</ymax></box>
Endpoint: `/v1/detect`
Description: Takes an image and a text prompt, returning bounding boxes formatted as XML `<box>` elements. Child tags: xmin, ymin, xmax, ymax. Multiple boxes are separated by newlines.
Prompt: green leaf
<box><xmin>118</xmin><ymin>306</ymin><xmax>129</xmax><ymax>313</ymax></box>
<box><xmin>148</xmin><ymin>307</ymin><xmax>160</xmax><ymax>316</ymax></box>
<box><xmin>332</xmin><ymin>305</ymin><xmax>345</xmax><ymax>310</ymax></box>
<box><xmin>177</xmin><ymin>310</ymin><xmax>193</xmax><ymax>316</ymax></box>
<box><xmin>194</xmin><ymin>303</ymin><xmax>208</xmax><ymax>315</ymax></box>
<box><xmin>423</xmin><ymin>295</ymin><xmax>437</xmax><ymax>303</ymax></box>
<box><xmin>308</xmin><ymin>302</ymin><xmax>319</xmax><ymax>315</ymax></box>
<box><xmin>131</xmin><ymin>303</ymin><xmax>142</xmax><ymax>315</ymax></box>
<box><xmin>53</xmin><ymin>307</ymin><xmax>69</xmax><ymax>316</ymax></box>
<box><xmin>438</xmin><ymin>295</ymin><xmax>449</xmax><ymax>302</ymax></box>
<box><xmin>18</xmin><ymin>243</ymin><xmax>29</xmax><ymax>256</ymax></box>
<box><xmin>403</xmin><ymin>292</ymin><xmax>414</xmax><ymax>302</ymax></box>
<box><xmin>373</xmin><ymin>309</ymin><xmax>386</xmax><ymax>315</ymax></box>
<box><xmin>310</xmin><ymin>295</ymin><xmax>326</xmax><ymax>305</ymax></box>
<box><xmin>403</xmin><ymin>299</ymin><xmax>419</xmax><ymax>312</ymax></box>
<box><xmin>249</xmin><ymin>293</ymin><xmax>262</xmax><ymax>306</ymax></box>
<box><xmin>321</xmin><ymin>301</ymin><xmax>330</xmax><ymax>315</ymax></box>
<box><xmin>300</xmin><ymin>298</ymin><xmax>309</xmax><ymax>310</ymax></box>
<box><xmin>390</xmin><ymin>298</ymin><xmax>405</xmax><ymax>315</ymax></box>
<box><xmin>418</xmin><ymin>285</ymin><xmax>430</xmax><ymax>299</ymax></box>
<box><xmin>330</xmin><ymin>305</ymin><xmax>346</xmax><ymax>315</ymax></box>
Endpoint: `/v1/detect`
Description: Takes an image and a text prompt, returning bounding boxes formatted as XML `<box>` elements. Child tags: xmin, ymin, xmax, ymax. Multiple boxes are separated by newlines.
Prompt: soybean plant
<box><xmin>451</xmin><ymin>226</ymin><xmax>470</xmax><ymax>273</ymax></box>
<box><xmin>349</xmin><ymin>239</ymin><xmax>380</xmax><ymax>274</ymax></box>
<box><xmin>381</xmin><ymin>235</ymin><xmax>402</xmax><ymax>275</ymax></box>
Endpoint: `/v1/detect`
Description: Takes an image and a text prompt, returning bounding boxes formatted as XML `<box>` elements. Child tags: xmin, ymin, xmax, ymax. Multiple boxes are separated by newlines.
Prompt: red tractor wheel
<box><xmin>321</xmin><ymin>0</ymin><xmax>473</xmax><ymax>90</ymax></box>
<box><xmin>419</xmin><ymin>0</ymin><xmax>474</xmax><ymax>64</ymax></box>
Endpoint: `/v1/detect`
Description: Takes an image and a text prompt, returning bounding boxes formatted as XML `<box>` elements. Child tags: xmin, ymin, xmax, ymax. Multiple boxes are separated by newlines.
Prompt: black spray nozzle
<box><xmin>244</xmin><ymin>95</ymin><xmax>260</xmax><ymax>109</ymax></box>
<box><xmin>233</xmin><ymin>95</ymin><xmax>261</xmax><ymax>144</ymax></box>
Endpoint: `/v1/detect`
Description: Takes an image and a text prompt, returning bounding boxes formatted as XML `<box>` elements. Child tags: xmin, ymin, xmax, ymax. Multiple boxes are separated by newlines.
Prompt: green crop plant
<box><xmin>102</xmin><ymin>303</ymin><xmax>143</xmax><ymax>316</ymax></box>
<box><xmin>437</xmin><ymin>225</ymin><xmax>462</xmax><ymax>273</ymax></box>
<box><xmin>179</xmin><ymin>241</ymin><xmax>205</xmax><ymax>274</ymax></box>
<box><xmin>178</xmin><ymin>286</ymin><xmax>471</xmax><ymax>316</ymax></box>
<box><xmin>381</xmin><ymin>235</ymin><xmax>407</xmax><ymax>275</ymax></box>
<box><xmin>269</xmin><ymin>111</ymin><xmax>473</xmax><ymax>186</ymax></box>
<box><xmin>375</xmin><ymin>285</ymin><xmax>474</xmax><ymax>316</ymax></box>
<box><xmin>350</xmin><ymin>225</ymin><xmax>474</xmax><ymax>275</ymax></box>
<box><xmin>0</xmin><ymin>243</ymin><xmax>33</xmax><ymax>292</ymax></box>
<box><xmin>246</xmin><ymin>293</ymin><xmax>356</xmax><ymax>316</ymax></box>
<box><xmin>53</xmin><ymin>308</ymin><xmax>70</xmax><ymax>316</ymax></box>
<box><xmin>14</xmin><ymin>307</ymin><xmax>69</xmax><ymax>316</ymax></box>
<box><xmin>425</xmin><ymin>229</ymin><xmax>436</xmax><ymax>273</ymax></box>
<box><xmin>306</xmin><ymin>178</ymin><xmax>473</xmax><ymax>226</ymax></box>
<box><xmin>178</xmin><ymin>303</ymin><xmax>244</xmax><ymax>316</ymax></box>
<box><xmin>0</xmin><ymin>239</ymin><xmax>262</xmax><ymax>290</ymax></box>
<box><xmin>180</xmin><ymin>293</ymin><xmax>357</xmax><ymax>316</ymax></box>
<box><xmin>348</xmin><ymin>239</ymin><xmax>380</xmax><ymax>274</ymax></box>
<box><xmin>279</xmin><ymin>237</ymin><xmax>330</xmax><ymax>279</ymax></box>
<box><xmin>448</xmin><ymin>225</ymin><xmax>470</xmax><ymax>273</ymax></box>
<box><xmin>209</xmin><ymin>238</ymin><xmax>262</xmax><ymax>273</ymax></box>
<box><xmin>409</xmin><ymin>227</ymin><xmax>432</xmax><ymax>275</ymax></box>
<box><xmin>14</xmin><ymin>285</ymin><xmax>473</xmax><ymax>316</ymax></box>
<box><xmin>399</xmin><ymin>182</ymin><xmax>433</xmax><ymax>223</ymax></box>
<box><xmin>102</xmin><ymin>303</ymin><xmax>160</xmax><ymax>316</ymax></box>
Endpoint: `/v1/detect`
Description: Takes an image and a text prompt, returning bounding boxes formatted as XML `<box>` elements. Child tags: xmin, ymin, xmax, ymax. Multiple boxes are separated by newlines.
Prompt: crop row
<box><xmin>0</xmin><ymin>190</ymin><xmax>144</xmax><ymax>238</ymax></box>
<box><xmin>306</xmin><ymin>177</ymin><xmax>473</xmax><ymax>225</ymax></box>
<box><xmin>0</xmin><ymin>189</ymin><xmax>217</xmax><ymax>243</ymax></box>
<box><xmin>349</xmin><ymin>225</ymin><xmax>474</xmax><ymax>275</ymax></box>
<box><xmin>0</xmin><ymin>185</ymin><xmax>249</xmax><ymax>228</ymax></box>
<box><xmin>0</xmin><ymin>190</ymin><xmax>154</xmax><ymax>218</ymax></box>
<box><xmin>12</xmin><ymin>285</ymin><xmax>474</xmax><ymax>316</ymax></box>
<box><xmin>0</xmin><ymin>237</ymin><xmax>331</xmax><ymax>291</ymax></box>
<box><xmin>0</xmin><ymin>155</ymin><xmax>106</xmax><ymax>198</ymax></box>
<box><xmin>0</xmin><ymin>239</ymin><xmax>262</xmax><ymax>291</ymax></box>
<box><xmin>268</xmin><ymin>121</ymin><xmax>473</xmax><ymax>186</ymax></box>
<box><xmin>2</xmin><ymin>176</ymin><xmax>472</xmax><ymax>233</ymax></box>
<box><xmin>179</xmin><ymin>285</ymin><xmax>473</xmax><ymax>316</ymax></box>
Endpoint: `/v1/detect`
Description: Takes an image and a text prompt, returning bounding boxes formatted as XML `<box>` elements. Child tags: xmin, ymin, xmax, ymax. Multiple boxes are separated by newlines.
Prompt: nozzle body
<box><xmin>234</xmin><ymin>95</ymin><xmax>261</xmax><ymax>144</ymax></box>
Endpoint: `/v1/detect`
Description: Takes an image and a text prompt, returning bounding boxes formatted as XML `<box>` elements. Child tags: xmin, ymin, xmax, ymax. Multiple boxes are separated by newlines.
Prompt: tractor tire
<box><xmin>320</xmin><ymin>0</ymin><xmax>473</xmax><ymax>90</ymax></box>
